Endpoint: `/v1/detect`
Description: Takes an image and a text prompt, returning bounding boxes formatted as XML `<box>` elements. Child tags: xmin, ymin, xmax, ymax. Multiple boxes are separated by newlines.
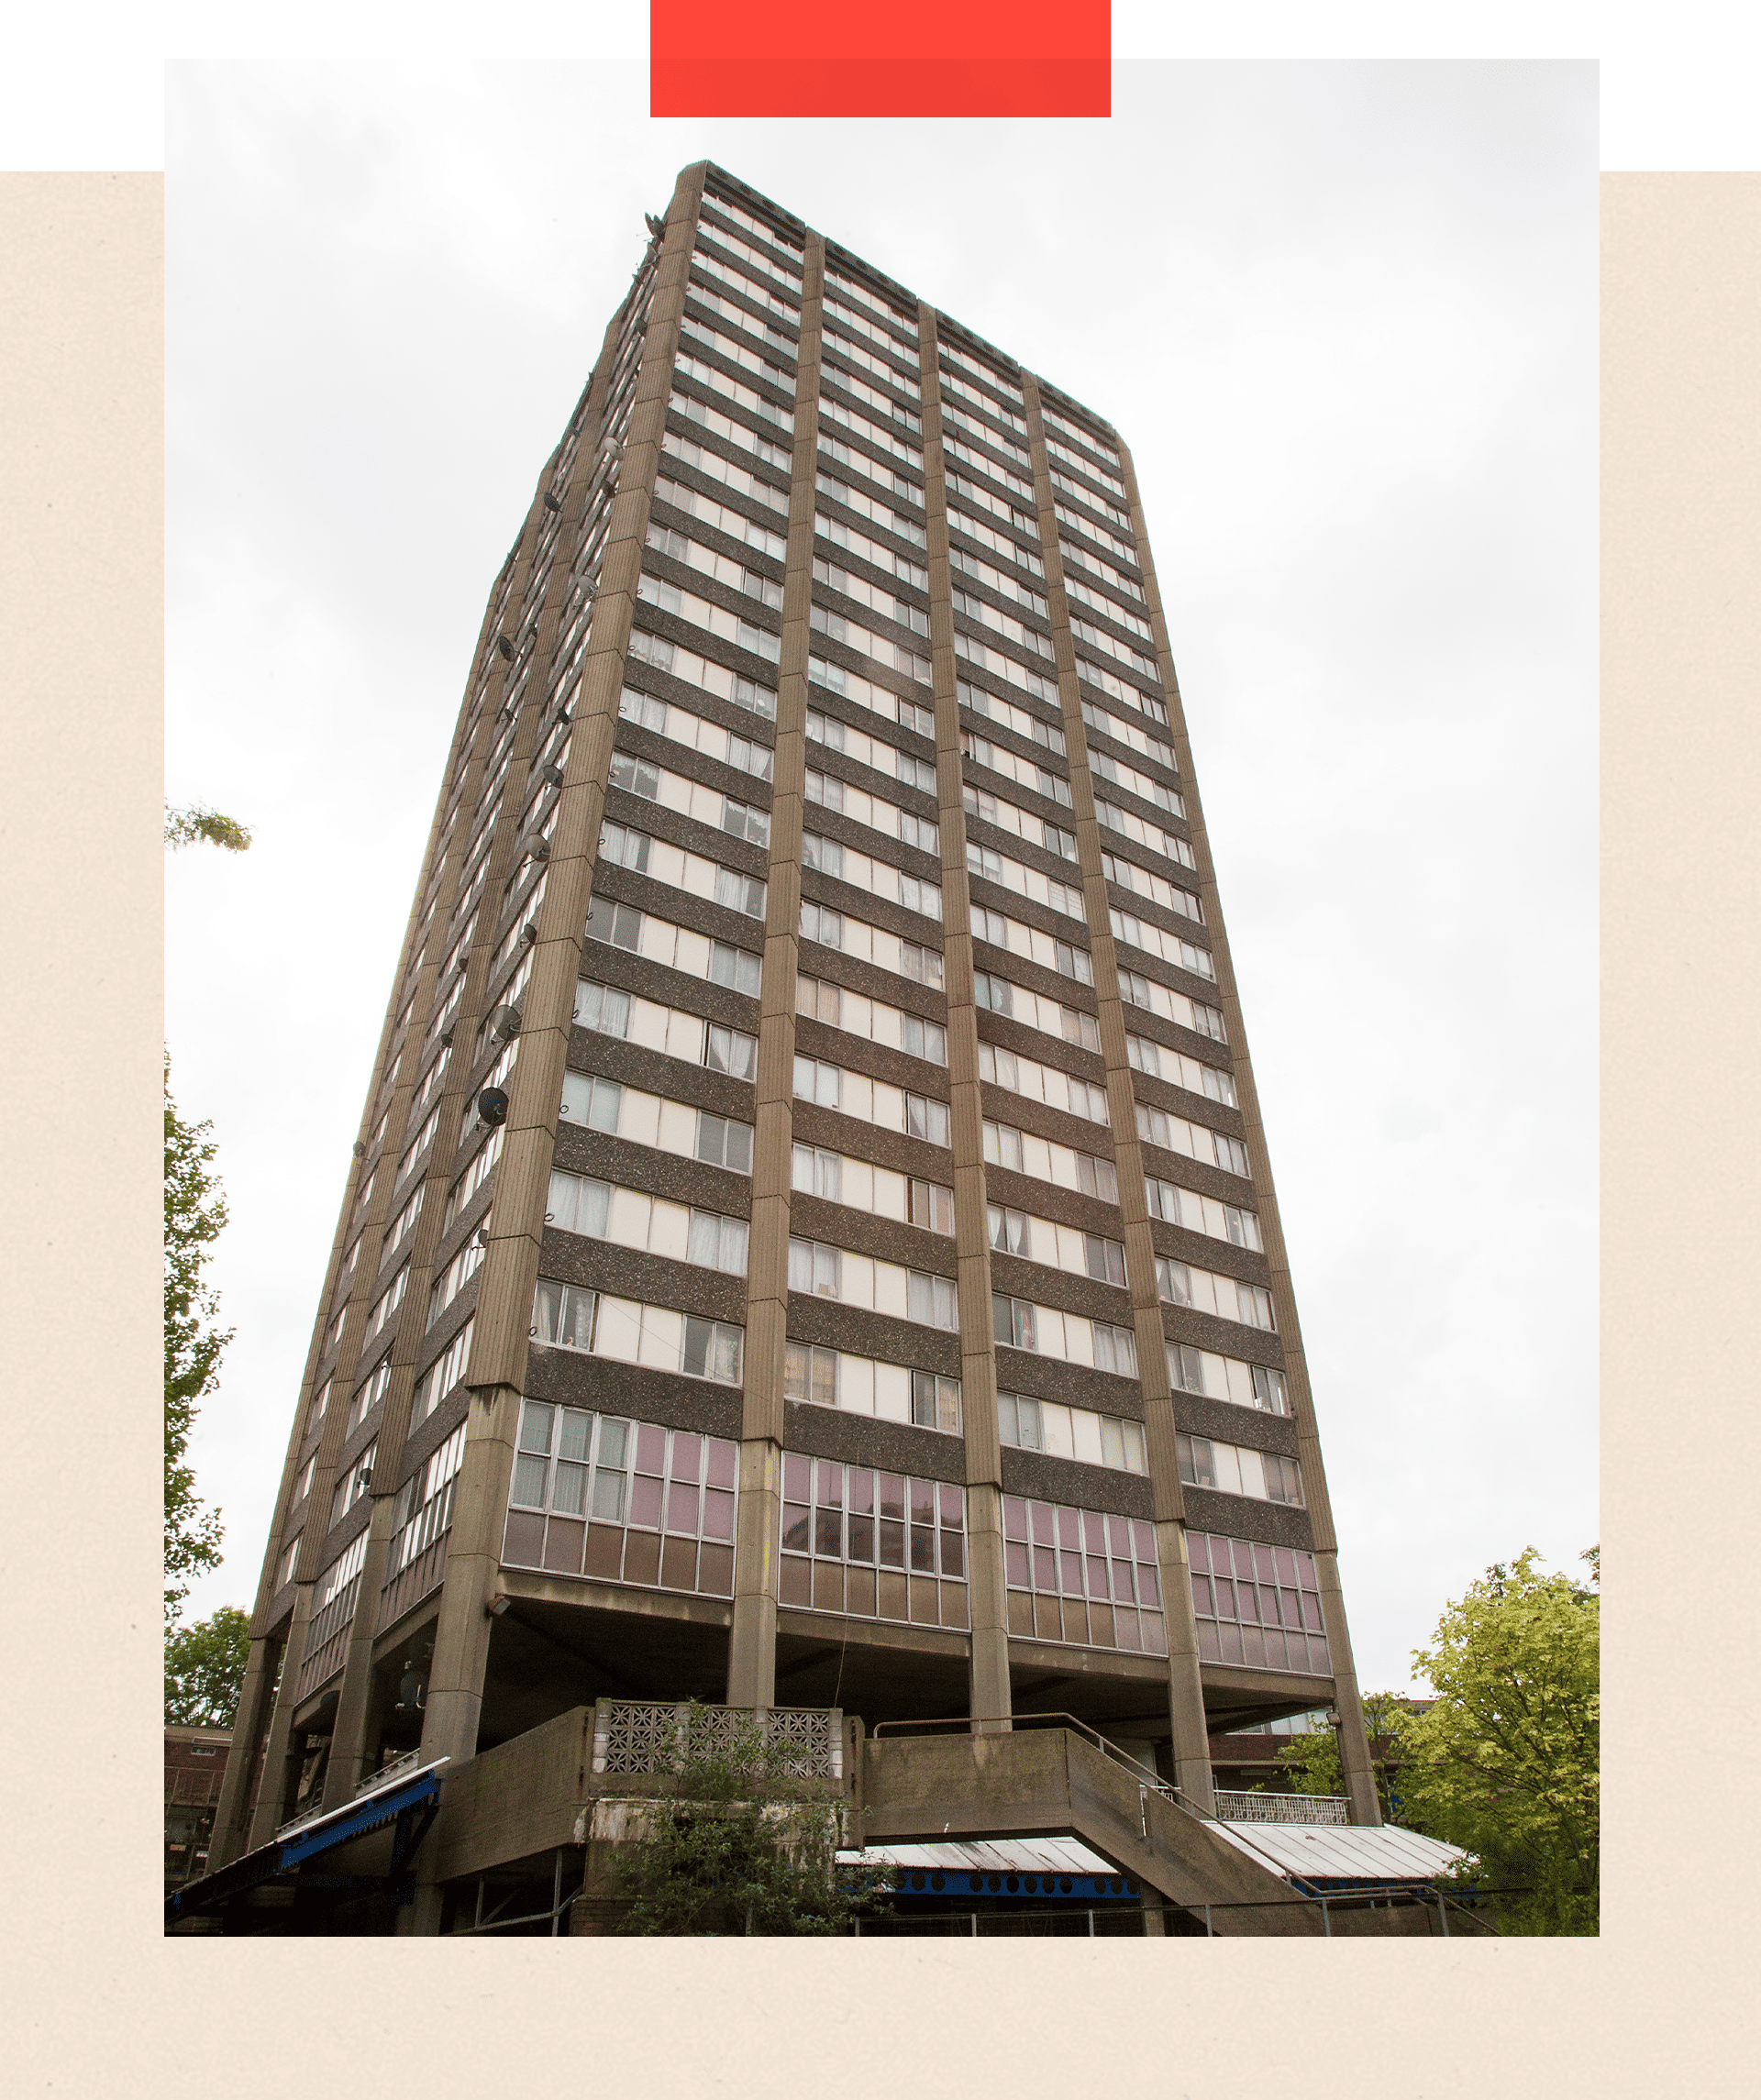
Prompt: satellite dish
<box><xmin>542</xmin><ymin>763</ymin><xmax>565</xmax><ymax>787</ymax></box>
<box><xmin>490</xmin><ymin>1005</ymin><xmax>521</xmax><ymax>1041</ymax></box>
<box><xmin>477</xmin><ymin>1088</ymin><xmax>509</xmax><ymax>1128</ymax></box>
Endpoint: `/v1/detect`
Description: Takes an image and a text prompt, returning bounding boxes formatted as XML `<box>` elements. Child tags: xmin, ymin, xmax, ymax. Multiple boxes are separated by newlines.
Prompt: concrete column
<box><xmin>318</xmin><ymin>1498</ymin><xmax>398</xmax><ymax>1806</ymax></box>
<box><xmin>917</xmin><ymin>311</ymin><xmax>1012</xmax><ymax>1731</ymax></box>
<box><xmin>727</xmin><ymin>226</ymin><xmax>825</xmax><ymax>1706</ymax></box>
<box><xmin>245</xmin><ymin>1583</ymin><xmax>314</xmax><ymax>1849</ymax></box>
<box><xmin>1104</xmin><ymin>425</ymin><xmax>1379</xmax><ymax>1824</ymax></box>
<box><xmin>1019</xmin><ymin>376</ymin><xmax>1213</xmax><ymax>1807</ymax></box>
<box><xmin>206</xmin><ymin>1630</ymin><xmax>278</xmax><ymax>1869</ymax></box>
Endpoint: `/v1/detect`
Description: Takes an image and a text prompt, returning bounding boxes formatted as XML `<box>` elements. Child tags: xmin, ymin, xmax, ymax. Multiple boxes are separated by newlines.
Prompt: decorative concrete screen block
<box><xmin>592</xmin><ymin>1701</ymin><xmax>842</xmax><ymax>1781</ymax></box>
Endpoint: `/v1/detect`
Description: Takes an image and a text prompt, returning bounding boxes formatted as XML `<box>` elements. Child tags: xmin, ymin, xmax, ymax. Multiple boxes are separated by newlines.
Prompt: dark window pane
<box><xmin>878</xmin><ymin>1517</ymin><xmax>906</xmax><ymax>1567</ymax></box>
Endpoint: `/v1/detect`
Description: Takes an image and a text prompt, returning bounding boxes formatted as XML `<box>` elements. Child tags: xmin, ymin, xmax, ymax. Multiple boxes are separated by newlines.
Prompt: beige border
<box><xmin>6</xmin><ymin>162</ymin><xmax>1744</xmax><ymax>2090</ymax></box>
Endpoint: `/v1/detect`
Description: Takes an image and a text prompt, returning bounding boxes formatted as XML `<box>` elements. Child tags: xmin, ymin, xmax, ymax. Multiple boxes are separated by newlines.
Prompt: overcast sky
<box><xmin>165</xmin><ymin>57</ymin><xmax>1598</xmax><ymax>1694</ymax></box>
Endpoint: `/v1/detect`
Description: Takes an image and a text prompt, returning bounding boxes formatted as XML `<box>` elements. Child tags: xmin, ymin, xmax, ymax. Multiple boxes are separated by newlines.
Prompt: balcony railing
<box><xmin>1214</xmin><ymin>1789</ymin><xmax>1348</xmax><ymax>1825</ymax></box>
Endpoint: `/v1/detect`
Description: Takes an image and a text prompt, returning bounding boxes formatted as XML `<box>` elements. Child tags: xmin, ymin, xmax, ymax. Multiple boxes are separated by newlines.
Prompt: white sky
<box><xmin>165</xmin><ymin>56</ymin><xmax>1598</xmax><ymax>1696</ymax></box>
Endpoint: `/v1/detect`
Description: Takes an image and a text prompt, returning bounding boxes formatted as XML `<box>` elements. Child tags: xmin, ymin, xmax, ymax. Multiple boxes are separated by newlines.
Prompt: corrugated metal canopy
<box><xmin>837</xmin><ymin>1837</ymin><xmax>1120</xmax><ymax>1876</ymax></box>
<box><xmin>1215</xmin><ymin>1818</ymin><xmax>1466</xmax><ymax>1884</ymax></box>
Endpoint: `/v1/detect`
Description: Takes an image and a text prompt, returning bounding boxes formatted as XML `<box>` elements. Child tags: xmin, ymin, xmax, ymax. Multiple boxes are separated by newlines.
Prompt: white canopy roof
<box><xmin>836</xmin><ymin>1838</ymin><xmax>1122</xmax><ymax>1876</ymax></box>
<box><xmin>1215</xmin><ymin>1818</ymin><xmax>1467</xmax><ymax>1883</ymax></box>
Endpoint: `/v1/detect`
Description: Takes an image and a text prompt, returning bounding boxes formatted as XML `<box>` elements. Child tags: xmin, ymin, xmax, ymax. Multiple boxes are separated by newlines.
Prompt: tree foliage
<box><xmin>165</xmin><ymin>1606</ymin><xmax>252</xmax><ymax>1727</ymax></box>
<box><xmin>1399</xmin><ymin>1547</ymin><xmax>1600</xmax><ymax>1936</ymax></box>
<box><xmin>610</xmin><ymin>1706</ymin><xmax>890</xmax><ymax>1936</ymax></box>
<box><xmin>165</xmin><ymin>1057</ymin><xmax>230</xmax><ymax>1622</ymax></box>
<box><xmin>164</xmin><ymin>802</ymin><xmax>253</xmax><ymax>853</ymax></box>
<box><xmin>1275</xmin><ymin>1692</ymin><xmax>1413</xmax><ymax>1822</ymax></box>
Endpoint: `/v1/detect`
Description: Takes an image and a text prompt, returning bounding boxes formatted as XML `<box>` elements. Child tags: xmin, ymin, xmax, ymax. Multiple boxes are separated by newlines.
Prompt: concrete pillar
<box><xmin>1019</xmin><ymin>374</ymin><xmax>1214</xmax><ymax>1807</ymax></box>
<box><xmin>245</xmin><ymin>1584</ymin><xmax>314</xmax><ymax>1849</ymax></box>
<box><xmin>917</xmin><ymin>311</ymin><xmax>1012</xmax><ymax>1732</ymax></box>
<box><xmin>206</xmin><ymin>1630</ymin><xmax>278</xmax><ymax>1869</ymax></box>
<box><xmin>727</xmin><ymin>223</ymin><xmax>824</xmax><ymax>1704</ymax></box>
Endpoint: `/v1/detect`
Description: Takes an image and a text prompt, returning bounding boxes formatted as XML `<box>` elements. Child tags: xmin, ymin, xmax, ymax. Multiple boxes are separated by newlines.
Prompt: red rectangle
<box><xmin>651</xmin><ymin>0</ymin><xmax>1110</xmax><ymax>118</ymax></box>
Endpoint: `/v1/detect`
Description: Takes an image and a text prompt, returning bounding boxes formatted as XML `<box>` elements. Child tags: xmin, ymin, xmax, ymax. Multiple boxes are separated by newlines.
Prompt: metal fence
<box><xmin>1213</xmin><ymin>1789</ymin><xmax>1348</xmax><ymax>1825</ymax></box>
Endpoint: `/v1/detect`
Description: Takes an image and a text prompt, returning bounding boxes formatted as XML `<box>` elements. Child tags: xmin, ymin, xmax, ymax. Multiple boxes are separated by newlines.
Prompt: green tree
<box><xmin>165</xmin><ymin>1058</ymin><xmax>231</xmax><ymax>1621</ymax></box>
<box><xmin>609</xmin><ymin>1706</ymin><xmax>890</xmax><ymax>1936</ymax></box>
<box><xmin>165</xmin><ymin>802</ymin><xmax>252</xmax><ymax>853</ymax></box>
<box><xmin>1399</xmin><ymin>1546</ymin><xmax>1600</xmax><ymax>1936</ymax></box>
<box><xmin>1274</xmin><ymin>1692</ymin><xmax>1413</xmax><ymax>1821</ymax></box>
<box><xmin>165</xmin><ymin>1605</ymin><xmax>252</xmax><ymax>1727</ymax></box>
<box><xmin>163</xmin><ymin>805</ymin><xmax>249</xmax><ymax>1624</ymax></box>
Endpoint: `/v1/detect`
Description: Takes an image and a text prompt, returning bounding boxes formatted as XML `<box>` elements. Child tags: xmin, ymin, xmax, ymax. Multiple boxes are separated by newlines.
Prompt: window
<box><xmin>900</xmin><ymin>1013</ymin><xmax>947</xmax><ymax>1064</ymax></box>
<box><xmin>785</xmin><ymin>1342</ymin><xmax>839</xmax><ymax>1408</ymax></box>
<box><xmin>547</xmin><ymin>1168</ymin><xmax>611</xmax><ymax>1236</ymax></box>
<box><xmin>778</xmin><ymin>1451</ymin><xmax>968</xmax><ymax>1628</ymax></box>
<box><xmin>704</xmin><ymin>1023</ymin><xmax>758</xmax><ymax>1078</ymax></box>
<box><xmin>1067</xmin><ymin>1077</ymin><xmax>1110</xmax><ymax>1122</ymax></box>
<box><xmin>904</xmin><ymin>1092</ymin><xmax>950</xmax><ymax>1145</ymax></box>
<box><xmin>1075</xmin><ymin>1151</ymin><xmax>1119</xmax><ymax>1203</ymax></box>
<box><xmin>728</xmin><ymin>734</ymin><xmax>773</xmax><ymax>780</ymax></box>
<box><xmin>329</xmin><ymin>1443</ymin><xmax>376</xmax><ymax>1527</ymax></box>
<box><xmin>1191</xmin><ymin>1001</ymin><xmax>1227</xmax><ymax>1043</ymax></box>
<box><xmin>559</xmin><ymin>1071</ymin><xmax>624</xmax><ymax>1131</ymax></box>
<box><xmin>709</xmin><ymin>940</ymin><xmax>763</xmax><ymax>994</ymax></box>
<box><xmin>993</xmin><ymin>1294</ymin><xmax>1037</xmax><ymax>1350</ymax></box>
<box><xmin>688</xmin><ymin>1210</ymin><xmax>749</xmax><ymax>1275</ymax></box>
<box><xmin>587</xmin><ymin>898</ymin><xmax>645</xmax><ymax>952</ymax></box>
<box><xmin>1213</xmin><ymin>1133</ymin><xmax>1251</xmax><ymax>1177</ymax></box>
<box><xmin>1002</xmin><ymin>1495</ymin><xmax>1166</xmax><ymax>1654</ymax></box>
<box><xmin>1236</xmin><ymin>1283</ymin><xmax>1276</xmax><ymax>1331</ymax></box>
<box><xmin>387</xmin><ymin>1423</ymin><xmax>468</xmax><ymax>1577</ymax></box>
<box><xmin>1250</xmin><ymin>1365</ymin><xmax>1289</xmax><ymax>1415</ymax></box>
<box><xmin>900</xmin><ymin>940</ymin><xmax>943</xmax><ymax>987</ymax></box>
<box><xmin>348</xmin><ymin>1359</ymin><xmax>392</xmax><ymax>1434</ymax></box>
<box><xmin>998</xmin><ymin>1390</ymin><xmax>1042</xmax><ymax>1449</ymax></box>
<box><xmin>385</xmin><ymin>1183</ymin><xmax>425</xmax><ymax>1254</ymax></box>
<box><xmin>696</xmin><ymin>1111</ymin><xmax>755</xmax><ymax>1172</ymax></box>
<box><xmin>789</xmin><ymin>1237</ymin><xmax>843</xmax><ymax>1297</ymax></box>
<box><xmin>1084</xmin><ymin>1234</ymin><xmax>1126</xmax><ymax>1286</ymax></box>
<box><xmin>430</xmin><ymin>1235</ymin><xmax>485</xmax><ymax>1319</ymax></box>
<box><xmin>609</xmin><ymin>747</ymin><xmax>659</xmax><ymax>793</ymax></box>
<box><xmin>973</xmin><ymin>971</ymin><xmax>1013</xmax><ymax>1016</ymax></box>
<box><xmin>1091</xmin><ymin>1322</ymin><xmax>1138</xmax><ymax>1376</ymax></box>
<box><xmin>792</xmin><ymin>1056</ymin><xmax>842</xmax><ymax>1108</ymax></box>
<box><xmin>912</xmin><ymin>1372</ymin><xmax>963</xmax><ymax>1432</ymax></box>
<box><xmin>681</xmin><ymin>1316</ymin><xmax>745</xmax><ymax>1383</ymax></box>
<box><xmin>575</xmin><ymin>981</ymin><xmax>633</xmax><ymax>1036</ymax></box>
<box><xmin>714</xmin><ymin>867</ymin><xmax>768</xmax><ymax>918</ymax></box>
<box><xmin>1157</xmin><ymin>1257</ymin><xmax>1192</xmax><ymax>1306</ymax></box>
<box><xmin>601</xmin><ymin>819</ymin><xmax>652</xmax><ymax>869</ymax></box>
<box><xmin>367</xmin><ymin>1266</ymin><xmax>408</xmax><ymax>1339</ymax></box>
<box><xmin>1061</xmin><ymin>1009</ymin><xmax>1100</xmax><ymax>1052</ymax></box>
<box><xmin>800</xmin><ymin>900</ymin><xmax>844</xmax><ymax>947</ymax></box>
<box><xmin>988</xmin><ymin>1204</ymin><xmax>1029</xmax><ymax>1255</ymax></box>
<box><xmin>908</xmin><ymin>1178</ymin><xmax>955</xmax><ymax>1234</ymax></box>
<box><xmin>718</xmin><ymin>793</ymin><xmax>769</xmax><ymax>844</ymax></box>
<box><xmin>277</xmin><ymin>1539</ymin><xmax>300</xmax><ymax>1591</ymax></box>
<box><xmin>307</xmin><ymin>1378</ymin><xmax>331</xmax><ymax>1435</ymax></box>
<box><xmin>533</xmin><ymin>1279</ymin><xmax>600</xmax><ymax>1349</ymax></box>
<box><xmin>444</xmin><ymin>1128</ymin><xmax>503</xmax><ymax>1229</ymax></box>
<box><xmin>1202</xmin><ymin>1065</ymin><xmax>1236</xmax><ymax>1108</ymax></box>
<box><xmin>802</xmin><ymin>833</ymin><xmax>844</xmax><ymax>878</ymax></box>
<box><xmin>293</xmin><ymin>1454</ymin><xmax>316</xmax><ymax>1506</ymax></box>
<box><xmin>1225</xmin><ymin>1205</ymin><xmax>1262</xmax><ymax>1252</ymax></box>
<box><xmin>791</xmin><ymin>1143</ymin><xmax>843</xmax><ymax>1200</ymax></box>
<box><xmin>1187</xmin><ymin>1531</ymin><xmax>1327</xmax><ymax>1675</ymax></box>
<box><xmin>1168</xmin><ymin>1342</ymin><xmax>1207</xmax><ymax>1395</ymax></box>
<box><xmin>413</xmin><ymin>1321</ymin><xmax>473</xmax><ymax>1426</ymax></box>
<box><xmin>504</xmin><ymin>1403</ymin><xmax>739</xmax><ymax>1598</ymax></box>
<box><xmin>907</xmin><ymin>1270</ymin><xmax>958</xmax><ymax>1329</ymax></box>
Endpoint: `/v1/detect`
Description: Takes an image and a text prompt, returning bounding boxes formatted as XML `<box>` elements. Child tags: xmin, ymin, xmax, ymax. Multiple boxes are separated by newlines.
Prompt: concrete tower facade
<box><xmin>207</xmin><ymin>161</ymin><xmax>1382</xmax><ymax>1908</ymax></box>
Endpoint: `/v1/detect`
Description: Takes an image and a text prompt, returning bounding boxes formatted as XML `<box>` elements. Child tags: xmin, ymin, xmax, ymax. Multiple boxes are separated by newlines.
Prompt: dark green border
<box><xmin>6</xmin><ymin>3</ymin><xmax>1756</xmax><ymax>171</ymax></box>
